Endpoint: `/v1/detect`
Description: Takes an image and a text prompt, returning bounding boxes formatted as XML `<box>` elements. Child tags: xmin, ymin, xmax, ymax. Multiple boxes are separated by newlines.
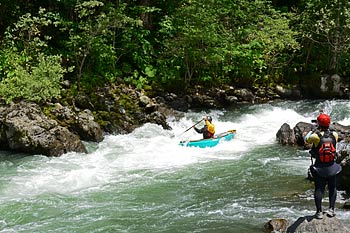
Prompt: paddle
<box><xmin>178</xmin><ymin>119</ymin><xmax>203</xmax><ymax>136</ymax></box>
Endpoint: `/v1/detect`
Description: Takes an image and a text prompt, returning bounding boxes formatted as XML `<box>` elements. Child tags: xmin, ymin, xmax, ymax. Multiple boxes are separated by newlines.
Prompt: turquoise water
<box><xmin>1</xmin><ymin>100</ymin><xmax>350</xmax><ymax>232</ymax></box>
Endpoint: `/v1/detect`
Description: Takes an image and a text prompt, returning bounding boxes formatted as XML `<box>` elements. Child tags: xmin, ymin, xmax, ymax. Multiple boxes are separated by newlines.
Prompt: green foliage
<box><xmin>63</xmin><ymin>1</ymin><xmax>149</xmax><ymax>89</ymax></box>
<box><xmin>8</xmin><ymin>7</ymin><xmax>62</xmax><ymax>56</ymax></box>
<box><xmin>64</xmin><ymin>1</ymin><xmax>112</xmax><ymax>88</ymax></box>
<box><xmin>116</xmin><ymin>5</ymin><xmax>160</xmax><ymax>89</ymax></box>
<box><xmin>157</xmin><ymin>0</ymin><xmax>299</xmax><ymax>89</ymax></box>
<box><xmin>0</xmin><ymin>53</ymin><xmax>65</xmax><ymax>103</ymax></box>
<box><xmin>247</xmin><ymin>12</ymin><xmax>299</xmax><ymax>84</ymax></box>
<box><xmin>297</xmin><ymin>0</ymin><xmax>350</xmax><ymax>74</ymax></box>
<box><xmin>0</xmin><ymin>7</ymin><xmax>65</xmax><ymax>103</ymax></box>
<box><xmin>2</xmin><ymin>0</ymin><xmax>350</xmax><ymax>96</ymax></box>
<box><xmin>157</xmin><ymin>0</ymin><xmax>228</xmax><ymax>88</ymax></box>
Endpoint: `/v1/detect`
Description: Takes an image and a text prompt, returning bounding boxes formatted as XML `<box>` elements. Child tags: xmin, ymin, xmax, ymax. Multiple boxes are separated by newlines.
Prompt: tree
<box><xmin>64</xmin><ymin>0</ymin><xmax>114</xmax><ymax>89</ymax></box>
<box><xmin>297</xmin><ymin>0</ymin><xmax>350</xmax><ymax>74</ymax></box>
<box><xmin>157</xmin><ymin>0</ymin><xmax>298</xmax><ymax>89</ymax></box>
<box><xmin>0</xmin><ymin>8</ymin><xmax>65</xmax><ymax>103</ymax></box>
<box><xmin>63</xmin><ymin>1</ymin><xmax>155</xmax><ymax>89</ymax></box>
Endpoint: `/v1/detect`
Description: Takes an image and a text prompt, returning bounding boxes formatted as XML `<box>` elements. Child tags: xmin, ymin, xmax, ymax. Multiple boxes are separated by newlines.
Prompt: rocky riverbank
<box><xmin>0</xmin><ymin>72</ymin><xmax>348</xmax><ymax>157</ymax></box>
<box><xmin>0</xmin><ymin>82</ymin><xmax>293</xmax><ymax>157</ymax></box>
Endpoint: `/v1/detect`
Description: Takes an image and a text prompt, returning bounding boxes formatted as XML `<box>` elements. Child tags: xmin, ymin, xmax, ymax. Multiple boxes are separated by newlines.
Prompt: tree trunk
<box><xmin>140</xmin><ymin>0</ymin><xmax>152</xmax><ymax>29</ymax></box>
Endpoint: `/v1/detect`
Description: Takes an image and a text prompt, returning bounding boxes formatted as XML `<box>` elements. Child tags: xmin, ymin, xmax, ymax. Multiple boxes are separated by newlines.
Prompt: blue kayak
<box><xmin>179</xmin><ymin>130</ymin><xmax>236</xmax><ymax>148</ymax></box>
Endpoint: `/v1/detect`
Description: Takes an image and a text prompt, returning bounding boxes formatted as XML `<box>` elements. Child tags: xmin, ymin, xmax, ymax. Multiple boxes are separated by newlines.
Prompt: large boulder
<box><xmin>276</xmin><ymin>123</ymin><xmax>295</xmax><ymax>145</ymax></box>
<box><xmin>72</xmin><ymin>85</ymin><xmax>172</xmax><ymax>134</ymax></box>
<box><xmin>294</xmin><ymin>122</ymin><xmax>314</xmax><ymax>148</ymax></box>
<box><xmin>0</xmin><ymin>101</ymin><xmax>87</xmax><ymax>156</ymax></box>
<box><xmin>275</xmin><ymin>85</ymin><xmax>301</xmax><ymax>99</ymax></box>
<box><xmin>265</xmin><ymin>216</ymin><xmax>350</xmax><ymax>232</ymax></box>
<box><xmin>276</xmin><ymin>122</ymin><xmax>350</xmax><ymax>147</ymax></box>
<box><xmin>286</xmin><ymin>215</ymin><xmax>350</xmax><ymax>233</ymax></box>
<box><xmin>46</xmin><ymin>103</ymin><xmax>104</xmax><ymax>142</ymax></box>
<box><xmin>77</xmin><ymin>109</ymin><xmax>104</xmax><ymax>142</ymax></box>
<box><xmin>233</xmin><ymin>88</ymin><xmax>255</xmax><ymax>103</ymax></box>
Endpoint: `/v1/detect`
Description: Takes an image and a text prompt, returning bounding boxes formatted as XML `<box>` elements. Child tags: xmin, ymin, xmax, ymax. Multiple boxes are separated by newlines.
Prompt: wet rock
<box><xmin>139</xmin><ymin>95</ymin><xmax>151</xmax><ymax>107</ymax></box>
<box><xmin>331</xmin><ymin>74</ymin><xmax>342</xmax><ymax>93</ymax></box>
<box><xmin>162</xmin><ymin>94</ymin><xmax>190</xmax><ymax>112</ymax></box>
<box><xmin>74</xmin><ymin>93</ymin><xmax>94</xmax><ymax>110</ymax></box>
<box><xmin>276</xmin><ymin>122</ymin><xmax>350</xmax><ymax>147</ymax></box>
<box><xmin>234</xmin><ymin>88</ymin><xmax>255</xmax><ymax>102</ymax></box>
<box><xmin>332</xmin><ymin>122</ymin><xmax>350</xmax><ymax>141</ymax></box>
<box><xmin>276</xmin><ymin>123</ymin><xmax>295</xmax><ymax>145</ymax></box>
<box><xmin>0</xmin><ymin>101</ymin><xmax>87</xmax><ymax>156</ymax></box>
<box><xmin>294</xmin><ymin>122</ymin><xmax>314</xmax><ymax>148</ymax></box>
<box><xmin>264</xmin><ymin>218</ymin><xmax>288</xmax><ymax>232</ymax></box>
<box><xmin>301</xmin><ymin>73</ymin><xmax>345</xmax><ymax>98</ymax></box>
<box><xmin>225</xmin><ymin>95</ymin><xmax>238</xmax><ymax>104</ymax></box>
<box><xmin>47</xmin><ymin>103</ymin><xmax>104</xmax><ymax>142</ymax></box>
<box><xmin>77</xmin><ymin>109</ymin><xmax>104</xmax><ymax>142</ymax></box>
<box><xmin>147</xmin><ymin>111</ymin><xmax>172</xmax><ymax>130</ymax></box>
<box><xmin>190</xmin><ymin>93</ymin><xmax>220</xmax><ymax>108</ymax></box>
<box><xmin>335</xmin><ymin>149</ymin><xmax>350</xmax><ymax>193</ymax></box>
<box><xmin>74</xmin><ymin>84</ymin><xmax>173</xmax><ymax>133</ymax></box>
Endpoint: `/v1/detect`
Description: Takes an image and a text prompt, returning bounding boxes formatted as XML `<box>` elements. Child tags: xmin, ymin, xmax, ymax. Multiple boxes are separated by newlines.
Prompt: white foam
<box><xmin>0</xmin><ymin>104</ymin><xmax>316</xmax><ymax>200</ymax></box>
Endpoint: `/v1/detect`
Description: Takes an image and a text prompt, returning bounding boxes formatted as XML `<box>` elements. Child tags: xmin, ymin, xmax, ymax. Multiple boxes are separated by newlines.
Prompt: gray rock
<box><xmin>266</xmin><ymin>215</ymin><xmax>350</xmax><ymax>233</ymax></box>
<box><xmin>0</xmin><ymin>101</ymin><xmax>87</xmax><ymax>156</ymax></box>
<box><xmin>225</xmin><ymin>95</ymin><xmax>238</xmax><ymax>104</ymax></box>
<box><xmin>77</xmin><ymin>109</ymin><xmax>104</xmax><ymax>142</ymax></box>
<box><xmin>286</xmin><ymin>215</ymin><xmax>350</xmax><ymax>233</ymax></box>
<box><xmin>234</xmin><ymin>88</ymin><xmax>255</xmax><ymax>102</ymax></box>
<box><xmin>264</xmin><ymin>218</ymin><xmax>288</xmax><ymax>232</ymax></box>
<box><xmin>294</xmin><ymin>122</ymin><xmax>314</xmax><ymax>148</ymax></box>
<box><xmin>276</xmin><ymin>122</ymin><xmax>350</xmax><ymax>147</ymax></box>
<box><xmin>276</xmin><ymin>123</ymin><xmax>295</xmax><ymax>145</ymax></box>
<box><xmin>48</xmin><ymin>103</ymin><xmax>103</xmax><ymax>142</ymax></box>
<box><xmin>139</xmin><ymin>95</ymin><xmax>151</xmax><ymax>107</ymax></box>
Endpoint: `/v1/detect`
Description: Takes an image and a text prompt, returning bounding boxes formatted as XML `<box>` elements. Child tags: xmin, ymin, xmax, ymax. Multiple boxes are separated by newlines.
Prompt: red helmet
<box><xmin>317</xmin><ymin>113</ymin><xmax>331</xmax><ymax>127</ymax></box>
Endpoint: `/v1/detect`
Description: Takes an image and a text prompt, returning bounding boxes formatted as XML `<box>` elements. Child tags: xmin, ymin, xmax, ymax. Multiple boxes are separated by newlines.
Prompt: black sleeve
<box><xmin>194</xmin><ymin>127</ymin><xmax>203</xmax><ymax>133</ymax></box>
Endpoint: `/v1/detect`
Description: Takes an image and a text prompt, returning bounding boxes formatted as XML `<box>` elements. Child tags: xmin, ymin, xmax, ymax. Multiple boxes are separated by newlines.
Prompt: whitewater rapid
<box><xmin>2</xmin><ymin>100</ymin><xmax>350</xmax><ymax>233</ymax></box>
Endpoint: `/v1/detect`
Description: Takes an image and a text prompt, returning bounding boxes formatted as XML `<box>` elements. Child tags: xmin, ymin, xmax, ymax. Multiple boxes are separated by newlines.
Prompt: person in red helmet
<box><xmin>304</xmin><ymin>113</ymin><xmax>342</xmax><ymax>219</ymax></box>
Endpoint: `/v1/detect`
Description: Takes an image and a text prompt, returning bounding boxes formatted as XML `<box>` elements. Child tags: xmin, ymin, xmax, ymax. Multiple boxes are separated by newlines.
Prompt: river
<box><xmin>1</xmin><ymin>100</ymin><xmax>350</xmax><ymax>232</ymax></box>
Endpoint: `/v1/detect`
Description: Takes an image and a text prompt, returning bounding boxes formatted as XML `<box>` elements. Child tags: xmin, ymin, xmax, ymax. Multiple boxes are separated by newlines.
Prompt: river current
<box><xmin>1</xmin><ymin>100</ymin><xmax>350</xmax><ymax>232</ymax></box>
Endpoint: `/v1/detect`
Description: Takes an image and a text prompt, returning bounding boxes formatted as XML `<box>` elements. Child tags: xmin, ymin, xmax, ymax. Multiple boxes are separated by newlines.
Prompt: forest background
<box><xmin>0</xmin><ymin>0</ymin><xmax>350</xmax><ymax>104</ymax></box>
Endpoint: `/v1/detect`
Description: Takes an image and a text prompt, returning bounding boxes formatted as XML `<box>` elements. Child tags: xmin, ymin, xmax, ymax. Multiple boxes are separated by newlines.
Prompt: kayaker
<box><xmin>193</xmin><ymin>116</ymin><xmax>215</xmax><ymax>139</ymax></box>
<box><xmin>304</xmin><ymin>113</ymin><xmax>342</xmax><ymax>219</ymax></box>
